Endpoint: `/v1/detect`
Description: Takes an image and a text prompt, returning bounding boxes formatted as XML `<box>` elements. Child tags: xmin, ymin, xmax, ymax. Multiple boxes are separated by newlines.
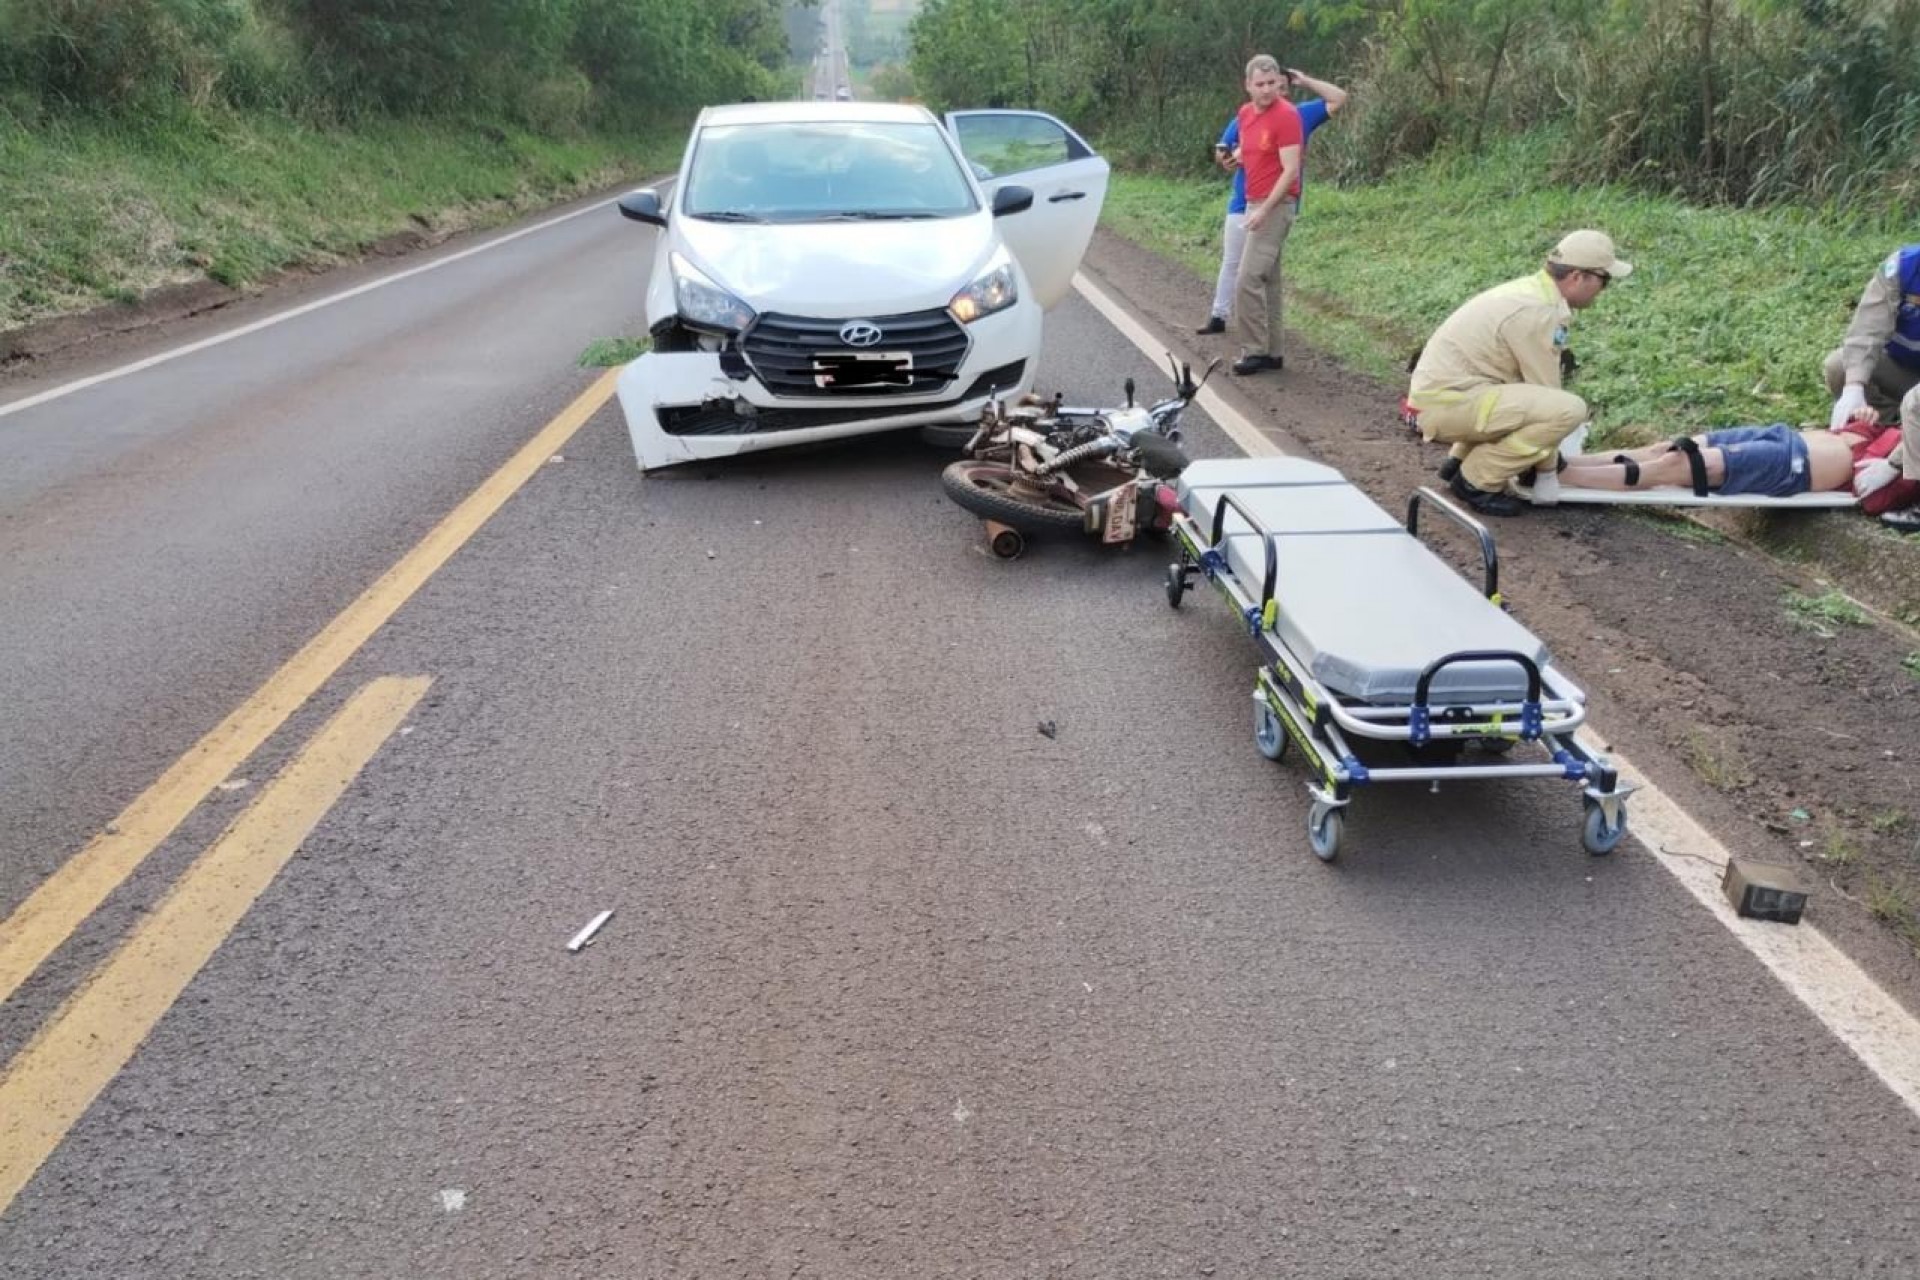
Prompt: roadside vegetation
<box><xmin>0</xmin><ymin>0</ymin><xmax>809</xmax><ymax>334</ymax></box>
<box><xmin>898</xmin><ymin>0</ymin><xmax>1920</xmax><ymax>445</ymax></box>
<box><xmin>1101</xmin><ymin>147</ymin><xmax>1913</xmax><ymax>444</ymax></box>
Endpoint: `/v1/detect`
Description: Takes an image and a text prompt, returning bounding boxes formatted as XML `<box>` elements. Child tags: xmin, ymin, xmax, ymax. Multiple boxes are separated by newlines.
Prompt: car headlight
<box><xmin>949</xmin><ymin>251</ymin><xmax>1018</xmax><ymax>324</ymax></box>
<box><xmin>671</xmin><ymin>253</ymin><xmax>756</xmax><ymax>333</ymax></box>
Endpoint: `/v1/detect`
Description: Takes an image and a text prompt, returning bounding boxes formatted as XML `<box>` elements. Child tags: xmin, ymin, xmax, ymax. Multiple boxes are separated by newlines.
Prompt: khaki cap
<box><xmin>1548</xmin><ymin>229</ymin><xmax>1633</xmax><ymax>278</ymax></box>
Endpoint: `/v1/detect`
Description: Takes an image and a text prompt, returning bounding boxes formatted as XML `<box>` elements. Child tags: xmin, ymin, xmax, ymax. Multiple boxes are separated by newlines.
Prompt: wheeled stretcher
<box><xmin>1163</xmin><ymin>457</ymin><xmax>1629</xmax><ymax>862</ymax></box>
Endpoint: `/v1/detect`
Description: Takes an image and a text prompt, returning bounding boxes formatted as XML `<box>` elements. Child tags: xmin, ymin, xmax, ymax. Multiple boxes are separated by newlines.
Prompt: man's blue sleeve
<box><xmin>1299</xmin><ymin>99</ymin><xmax>1328</xmax><ymax>139</ymax></box>
<box><xmin>1219</xmin><ymin>117</ymin><xmax>1239</xmax><ymax>149</ymax></box>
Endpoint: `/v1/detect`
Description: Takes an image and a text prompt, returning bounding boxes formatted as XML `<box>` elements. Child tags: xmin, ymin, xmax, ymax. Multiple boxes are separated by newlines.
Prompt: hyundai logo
<box><xmin>839</xmin><ymin>320</ymin><xmax>884</xmax><ymax>347</ymax></box>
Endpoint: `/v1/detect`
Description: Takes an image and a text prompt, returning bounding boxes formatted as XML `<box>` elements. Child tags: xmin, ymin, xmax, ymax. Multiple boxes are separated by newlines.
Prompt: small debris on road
<box><xmin>438</xmin><ymin>1189</ymin><xmax>467</xmax><ymax>1212</ymax></box>
<box><xmin>1037</xmin><ymin>719</ymin><xmax>1057</xmax><ymax>739</ymax></box>
<box><xmin>547</xmin><ymin>454</ymin><xmax>565</xmax><ymax>465</ymax></box>
<box><xmin>566</xmin><ymin>909</ymin><xmax>614</xmax><ymax>953</ymax></box>
<box><xmin>215</xmin><ymin>778</ymin><xmax>250</xmax><ymax>793</ymax></box>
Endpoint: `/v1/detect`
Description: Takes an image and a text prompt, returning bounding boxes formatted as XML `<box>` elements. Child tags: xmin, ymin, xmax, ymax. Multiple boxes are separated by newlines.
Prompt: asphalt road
<box><xmin>2</xmin><ymin>200</ymin><xmax>1918</xmax><ymax>1277</ymax></box>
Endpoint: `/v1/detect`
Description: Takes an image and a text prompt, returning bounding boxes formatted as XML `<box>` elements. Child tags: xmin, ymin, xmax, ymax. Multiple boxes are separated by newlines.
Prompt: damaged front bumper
<box><xmin>616</xmin><ymin>351</ymin><xmax>1033</xmax><ymax>472</ymax></box>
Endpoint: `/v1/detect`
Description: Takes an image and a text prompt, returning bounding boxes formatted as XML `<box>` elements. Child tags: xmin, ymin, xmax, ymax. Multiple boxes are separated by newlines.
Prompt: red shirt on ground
<box><xmin>1236</xmin><ymin>99</ymin><xmax>1303</xmax><ymax>203</ymax></box>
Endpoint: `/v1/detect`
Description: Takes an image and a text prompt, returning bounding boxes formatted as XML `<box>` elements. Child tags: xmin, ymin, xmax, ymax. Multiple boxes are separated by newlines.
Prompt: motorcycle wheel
<box><xmin>940</xmin><ymin>460</ymin><xmax>1087</xmax><ymax>532</ymax></box>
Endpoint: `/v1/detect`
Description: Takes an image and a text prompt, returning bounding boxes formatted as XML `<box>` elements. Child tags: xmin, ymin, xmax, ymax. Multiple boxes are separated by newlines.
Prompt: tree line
<box><xmin>0</xmin><ymin>0</ymin><xmax>810</xmax><ymax>128</ymax></box>
<box><xmin>906</xmin><ymin>0</ymin><xmax>1920</xmax><ymax>215</ymax></box>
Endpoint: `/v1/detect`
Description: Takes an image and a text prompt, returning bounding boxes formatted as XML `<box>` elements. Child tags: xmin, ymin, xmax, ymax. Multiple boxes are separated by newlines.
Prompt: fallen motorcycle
<box><xmin>941</xmin><ymin>355</ymin><xmax>1213</xmax><ymax>559</ymax></box>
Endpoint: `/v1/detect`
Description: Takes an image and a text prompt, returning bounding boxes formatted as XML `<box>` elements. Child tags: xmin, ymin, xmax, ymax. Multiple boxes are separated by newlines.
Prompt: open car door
<box><xmin>946</xmin><ymin>110</ymin><xmax>1108</xmax><ymax>310</ymax></box>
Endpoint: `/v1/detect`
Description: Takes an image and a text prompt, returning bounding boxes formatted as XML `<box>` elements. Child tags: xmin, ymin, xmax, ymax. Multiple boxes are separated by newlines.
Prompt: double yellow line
<box><xmin>0</xmin><ymin>368</ymin><xmax>620</xmax><ymax>1215</ymax></box>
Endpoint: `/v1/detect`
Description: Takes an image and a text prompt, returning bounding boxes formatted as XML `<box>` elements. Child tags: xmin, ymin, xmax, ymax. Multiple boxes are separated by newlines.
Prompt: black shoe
<box><xmin>1448</xmin><ymin>471</ymin><xmax>1524</xmax><ymax>517</ymax></box>
<box><xmin>1195</xmin><ymin>316</ymin><xmax>1227</xmax><ymax>335</ymax></box>
<box><xmin>1882</xmin><ymin>507</ymin><xmax>1920</xmax><ymax>533</ymax></box>
<box><xmin>1231</xmin><ymin>353</ymin><xmax>1283</xmax><ymax>376</ymax></box>
<box><xmin>1437</xmin><ymin>457</ymin><xmax>1461</xmax><ymax>482</ymax></box>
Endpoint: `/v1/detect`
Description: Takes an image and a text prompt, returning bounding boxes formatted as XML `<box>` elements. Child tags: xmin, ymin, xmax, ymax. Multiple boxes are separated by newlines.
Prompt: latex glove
<box><xmin>1854</xmin><ymin>456</ymin><xmax>1899</xmax><ymax>498</ymax></box>
<box><xmin>1829</xmin><ymin>384</ymin><xmax>1869</xmax><ymax>430</ymax></box>
<box><xmin>1528</xmin><ymin>469</ymin><xmax>1562</xmax><ymax>506</ymax></box>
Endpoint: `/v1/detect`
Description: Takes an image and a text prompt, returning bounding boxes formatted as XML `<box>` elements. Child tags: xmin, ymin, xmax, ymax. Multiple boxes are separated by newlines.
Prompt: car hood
<box><xmin>673</xmin><ymin>213</ymin><xmax>999</xmax><ymax>316</ymax></box>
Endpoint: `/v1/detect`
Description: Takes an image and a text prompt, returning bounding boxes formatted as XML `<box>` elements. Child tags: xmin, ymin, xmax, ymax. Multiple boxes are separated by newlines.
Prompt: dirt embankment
<box><xmin>1082</xmin><ymin>226</ymin><xmax>1920</xmax><ymax>1001</ymax></box>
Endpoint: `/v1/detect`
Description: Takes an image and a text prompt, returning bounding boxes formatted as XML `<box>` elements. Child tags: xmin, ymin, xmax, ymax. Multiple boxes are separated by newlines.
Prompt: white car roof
<box><xmin>697</xmin><ymin>101</ymin><xmax>938</xmax><ymax>128</ymax></box>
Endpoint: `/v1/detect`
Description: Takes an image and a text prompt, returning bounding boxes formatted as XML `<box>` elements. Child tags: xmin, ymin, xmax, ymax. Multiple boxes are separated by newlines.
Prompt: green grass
<box><xmin>1680</xmin><ymin>724</ymin><xmax>1756</xmax><ymax>793</ymax></box>
<box><xmin>1626</xmin><ymin>510</ymin><xmax>1728</xmax><ymax>546</ymax></box>
<box><xmin>1101</xmin><ymin>134</ymin><xmax>1914</xmax><ymax>448</ymax></box>
<box><xmin>0</xmin><ymin>108</ymin><xmax>683</xmax><ymax>332</ymax></box>
<box><xmin>1783</xmin><ymin>588</ymin><xmax>1869</xmax><ymax>635</ymax></box>
<box><xmin>1903</xmin><ymin>652</ymin><xmax>1920</xmax><ymax>682</ymax></box>
<box><xmin>577</xmin><ymin>335</ymin><xmax>650</xmax><ymax>367</ymax></box>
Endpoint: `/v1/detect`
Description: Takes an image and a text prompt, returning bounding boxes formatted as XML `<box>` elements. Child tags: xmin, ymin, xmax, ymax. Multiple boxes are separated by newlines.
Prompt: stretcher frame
<box><xmin>1165</xmin><ymin>478</ymin><xmax>1629</xmax><ymax>862</ymax></box>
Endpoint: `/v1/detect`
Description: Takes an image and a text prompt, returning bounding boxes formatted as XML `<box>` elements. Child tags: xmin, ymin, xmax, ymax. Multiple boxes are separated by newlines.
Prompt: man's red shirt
<box><xmin>1236</xmin><ymin>98</ymin><xmax>1303</xmax><ymax>203</ymax></box>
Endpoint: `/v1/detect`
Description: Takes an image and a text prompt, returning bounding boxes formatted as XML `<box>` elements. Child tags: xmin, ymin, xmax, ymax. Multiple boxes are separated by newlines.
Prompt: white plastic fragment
<box><xmin>438</xmin><ymin>1189</ymin><xmax>467</xmax><ymax>1212</ymax></box>
<box><xmin>566</xmin><ymin>909</ymin><xmax>614</xmax><ymax>953</ymax></box>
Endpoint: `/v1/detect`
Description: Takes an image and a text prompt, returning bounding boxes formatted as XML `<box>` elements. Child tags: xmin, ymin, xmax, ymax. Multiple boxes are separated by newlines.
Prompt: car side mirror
<box><xmin>617</xmin><ymin>189</ymin><xmax>666</xmax><ymax>227</ymax></box>
<box><xmin>991</xmin><ymin>185</ymin><xmax>1033</xmax><ymax>217</ymax></box>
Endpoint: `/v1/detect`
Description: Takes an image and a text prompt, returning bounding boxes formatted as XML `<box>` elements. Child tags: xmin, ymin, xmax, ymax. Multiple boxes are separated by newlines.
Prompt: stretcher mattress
<box><xmin>1177</xmin><ymin>458</ymin><xmax>1550</xmax><ymax>706</ymax></box>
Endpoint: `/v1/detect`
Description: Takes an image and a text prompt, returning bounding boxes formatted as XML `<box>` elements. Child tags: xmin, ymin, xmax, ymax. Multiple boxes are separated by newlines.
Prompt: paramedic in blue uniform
<box><xmin>1197</xmin><ymin>69</ymin><xmax>1346</xmax><ymax>335</ymax></box>
<box><xmin>1406</xmin><ymin>230</ymin><xmax>1631</xmax><ymax>517</ymax></box>
<box><xmin>1824</xmin><ymin>244</ymin><xmax>1920</xmax><ymax>531</ymax></box>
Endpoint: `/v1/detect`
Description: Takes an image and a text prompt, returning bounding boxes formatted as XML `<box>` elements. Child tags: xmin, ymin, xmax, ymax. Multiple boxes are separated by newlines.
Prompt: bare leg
<box><xmin>1563</xmin><ymin>441</ymin><xmax>1727</xmax><ymax>491</ymax></box>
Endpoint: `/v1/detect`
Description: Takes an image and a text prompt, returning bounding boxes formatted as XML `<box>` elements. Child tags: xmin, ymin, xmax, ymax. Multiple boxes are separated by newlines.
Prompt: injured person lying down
<box><xmin>1556</xmin><ymin>420</ymin><xmax>1909</xmax><ymax>506</ymax></box>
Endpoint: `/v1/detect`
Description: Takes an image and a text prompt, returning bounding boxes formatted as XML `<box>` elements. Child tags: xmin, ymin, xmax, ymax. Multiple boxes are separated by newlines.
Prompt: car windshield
<box><xmin>683</xmin><ymin>121</ymin><xmax>978</xmax><ymax>222</ymax></box>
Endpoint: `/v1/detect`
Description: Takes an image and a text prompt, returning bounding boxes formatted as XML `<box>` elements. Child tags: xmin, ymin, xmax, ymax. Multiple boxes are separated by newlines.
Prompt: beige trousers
<box><xmin>1230</xmin><ymin>199</ymin><xmax>1297</xmax><ymax>360</ymax></box>
<box><xmin>1410</xmin><ymin>383</ymin><xmax>1587</xmax><ymax>491</ymax></box>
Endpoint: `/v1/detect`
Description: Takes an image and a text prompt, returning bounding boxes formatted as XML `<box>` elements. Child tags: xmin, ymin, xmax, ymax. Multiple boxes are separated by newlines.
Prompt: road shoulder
<box><xmin>1081</xmin><ymin>225</ymin><xmax>1920</xmax><ymax>1008</ymax></box>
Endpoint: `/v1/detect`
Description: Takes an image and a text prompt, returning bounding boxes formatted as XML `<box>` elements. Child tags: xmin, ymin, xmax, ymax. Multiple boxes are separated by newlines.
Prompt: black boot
<box><xmin>1448</xmin><ymin>471</ymin><xmax>1524</xmax><ymax>517</ymax></box>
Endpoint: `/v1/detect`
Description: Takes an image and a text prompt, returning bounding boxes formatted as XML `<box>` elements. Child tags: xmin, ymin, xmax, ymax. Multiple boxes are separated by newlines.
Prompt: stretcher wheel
<box><xmin>1581</xmin><ymin>800</ymin><xmax>1628</xmax><ymax>856</ymax></box>
<box><xmin>1253</xmin><ymin>701</ymin><xmax>1289</xmax><ymax>760</ymax></box>
<box><xmin>1308</xmin><ymin>802</ymin><xmax>1344</xmax><ymax>862</ymax></box>
<box><xmin>1164</xmin><ymin>563</ymin><xmax>1186</xmax><ymax>609</ymax></box>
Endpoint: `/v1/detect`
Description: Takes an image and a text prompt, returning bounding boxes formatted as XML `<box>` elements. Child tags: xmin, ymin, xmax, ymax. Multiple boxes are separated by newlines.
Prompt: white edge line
<box><xmin>0</xmin><ymin>198</ymin><xmax>618</xmax><ymax>420</ymax></box>
<box><xmin>1071</xmin><ymin>270</ymin><xmax>1920</xmax><ymax>1121</ymax></box>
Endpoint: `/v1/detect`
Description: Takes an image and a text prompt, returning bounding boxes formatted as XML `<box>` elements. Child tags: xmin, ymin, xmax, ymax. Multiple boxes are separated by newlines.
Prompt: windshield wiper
<box><xmin>815</xmin><ymin>210</ymin><xmax>940</xmax><ymax>221</ymax></box>
<box><xmin>695</xmin><ymin>210</ymin><xmax>768</xmax><ymax>223</ymax></box>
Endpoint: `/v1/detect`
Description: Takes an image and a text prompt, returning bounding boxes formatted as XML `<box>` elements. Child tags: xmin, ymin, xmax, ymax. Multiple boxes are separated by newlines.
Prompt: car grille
<box><xmin>741</xmin><ymin>309</ymin><xmax>971</xmax><ymax>397</ymax></box>
<box><xmin>660</xmin><ymin>361</ymin><xmax>1024</xmax><ymax>436</ymax></box>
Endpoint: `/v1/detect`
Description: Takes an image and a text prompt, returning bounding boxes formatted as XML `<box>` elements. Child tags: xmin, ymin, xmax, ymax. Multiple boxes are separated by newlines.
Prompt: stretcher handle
<box><xmin>1413</xmin><ymin>650</ymin><xmax>1542</xmax><ymax>708</ymax></box>
<box><xmin>1208</xmin><ymin>490</ymin><xmax>1281</xmax><ymax>607</ymax></box>
<box><xmin>1405</xmin><ymin>487</ymin><xmax>1500</xmax><ymax>601</ymax></box>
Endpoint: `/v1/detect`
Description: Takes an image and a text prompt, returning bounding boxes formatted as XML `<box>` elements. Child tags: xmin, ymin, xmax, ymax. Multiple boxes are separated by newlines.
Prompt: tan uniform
<box><xmin>1408</xmin><ymin>270</ymin><xmax>1587</xmax><ymax>492</ymax></box>
<box><xmin>1821</xmin><ymin>255</ymin><xmax>1920</xmax><ymax>480</ymax></box>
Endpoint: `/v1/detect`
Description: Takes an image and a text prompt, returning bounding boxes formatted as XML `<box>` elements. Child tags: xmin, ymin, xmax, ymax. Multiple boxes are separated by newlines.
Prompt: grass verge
<box><xmin>1100</xmin><ymin>134</ymin><xmax>1914</xmax><ymax>448</ymax></box>
<box><xmin>0</xmin><ymin>108</ymin><xmax>682</xmax><ymax>333</ymax></box>
<box><xmin>578</xmin><ymin>335</ymin><xmax>651</xmax><ymax>367</ymax></box>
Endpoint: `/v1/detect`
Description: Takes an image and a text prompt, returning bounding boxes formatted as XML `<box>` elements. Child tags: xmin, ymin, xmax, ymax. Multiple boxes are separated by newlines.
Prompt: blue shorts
<box><xmin>1704</xmin><ymin>424</ymin><xmax>1810</xmax><ymax>497</ymax></box>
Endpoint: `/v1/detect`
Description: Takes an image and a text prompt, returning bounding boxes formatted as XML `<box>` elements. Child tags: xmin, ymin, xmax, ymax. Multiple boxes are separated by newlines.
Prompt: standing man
<box><xmin>1406</xmin><ymin>230</ymin><xmax>1632</xmax><ymax>517</ymax></box>
<box><xmin>1823</xmin><ymin>243</ymin><xmax>1920</xmax><ymax>531</ymax></box>
<box><xmin>1198</xmin><ymin>68</ymin><xmax>1347</xmax><ymax>336</ymax></box>
<box><xmin>1227</xmin><ymin>55</ymin><xmax>1303</xmax><ymax>376</ymax></box>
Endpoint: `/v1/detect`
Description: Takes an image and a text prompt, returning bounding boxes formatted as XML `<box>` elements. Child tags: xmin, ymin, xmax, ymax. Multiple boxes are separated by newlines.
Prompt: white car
<box><xmin>613</xmin><ymin>101</ymin><xmax>1108</xmax><ymax>471</ymax></box>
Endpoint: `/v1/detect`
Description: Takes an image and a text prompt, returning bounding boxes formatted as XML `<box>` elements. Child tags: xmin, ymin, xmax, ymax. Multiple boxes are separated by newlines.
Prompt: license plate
<box><xmin>1101</xmin><ymin>482</ymin><xmax>1139</xmax><ymax>543</ymax></box>
<box><xmin>813</xmin><ymin>351</ymin><xmax>913</xmax><ymax>389</ymax></box>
